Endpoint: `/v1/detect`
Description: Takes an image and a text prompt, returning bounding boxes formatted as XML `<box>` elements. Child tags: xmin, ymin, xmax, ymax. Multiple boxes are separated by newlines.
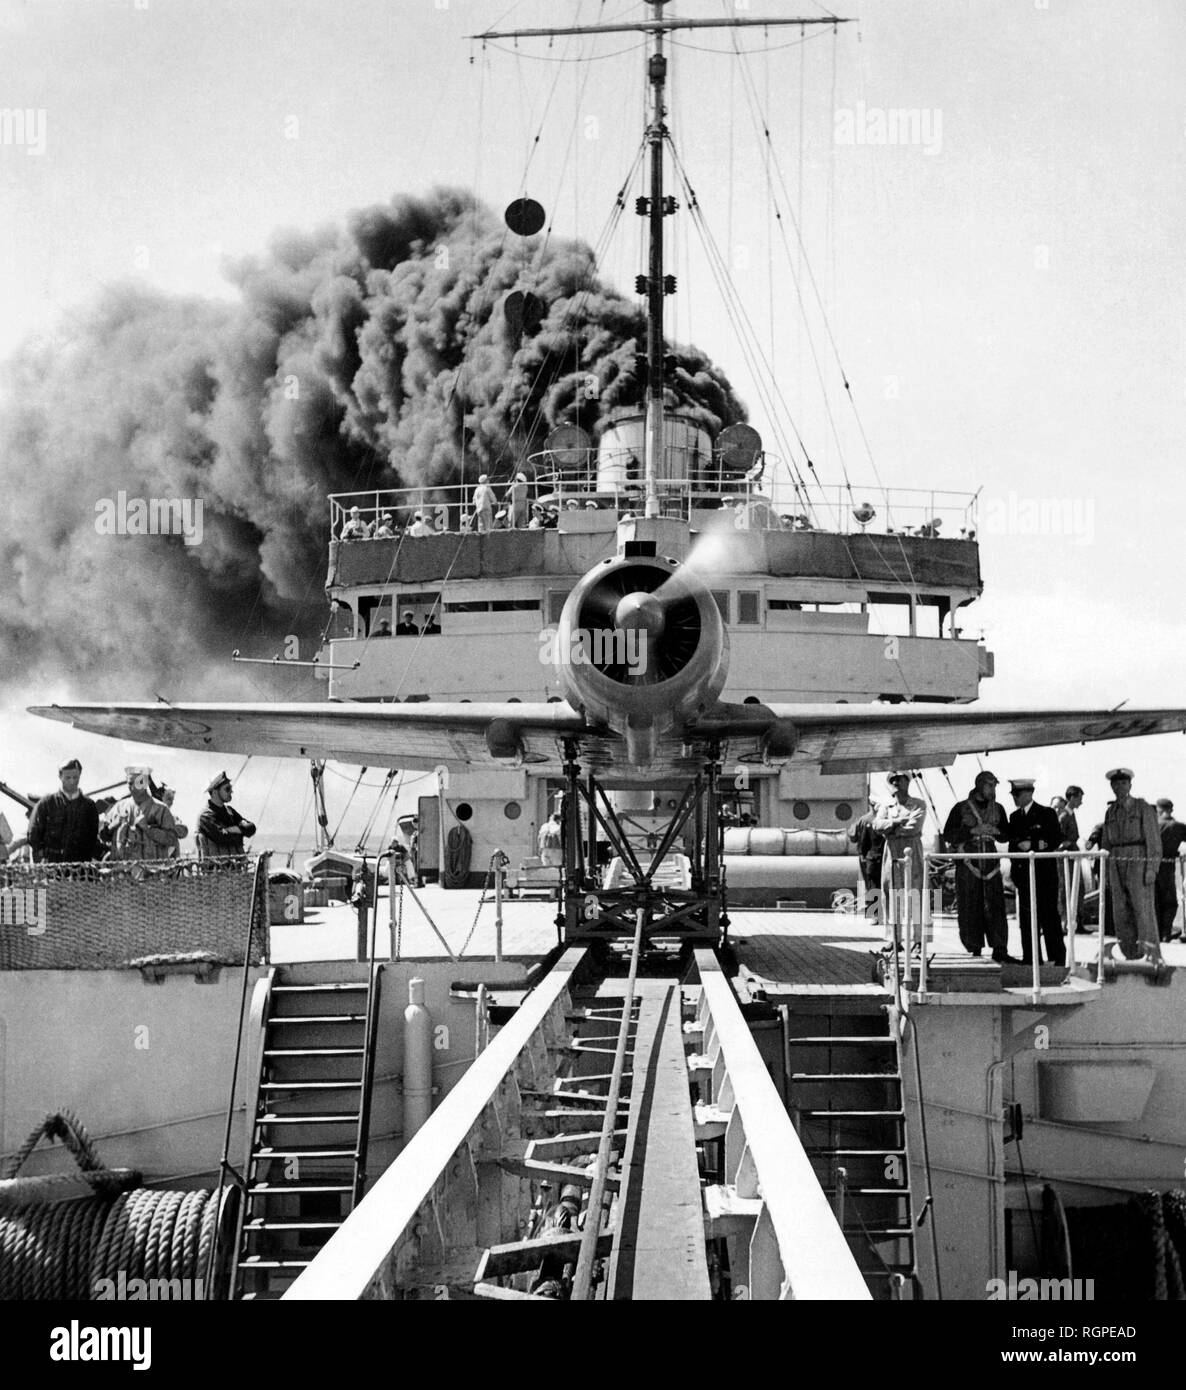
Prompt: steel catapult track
<box><xmin>280</xmin><ymin>921</ymin><xmax>870</xmax><ymax>1302</ymax></box>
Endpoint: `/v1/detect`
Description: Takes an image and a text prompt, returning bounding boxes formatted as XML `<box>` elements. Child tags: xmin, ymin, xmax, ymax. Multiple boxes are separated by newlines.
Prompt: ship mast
<box><xmin>471</xmin><ymin>6</ymin><xmax>852</xmax><ymax>515</ymax></box>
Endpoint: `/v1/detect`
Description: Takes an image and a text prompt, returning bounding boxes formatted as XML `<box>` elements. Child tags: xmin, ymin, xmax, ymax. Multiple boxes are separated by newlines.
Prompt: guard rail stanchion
<box><xmin>1096</xmin><ymin>850</ymin><xmax>1108</xmax><ymax>985</ymax></box>
<box><xmin>1027</xmin><ymin>855</ymin><xmax>1041</xmax><ymax>1003</ymax></box>
<box><xmin>903</xmin><ymin>847</ymin><xmax>914</xmax><ymax>971</ymax></box>
<box><xmin>493</xmin><ymin>850</ymin><xmax>505</xmax><ymax>963</ymax></box>
<box><xmin>920</xmin><ymin>851</ymin><xmax>931</xmax><ymax>994</ymax></box>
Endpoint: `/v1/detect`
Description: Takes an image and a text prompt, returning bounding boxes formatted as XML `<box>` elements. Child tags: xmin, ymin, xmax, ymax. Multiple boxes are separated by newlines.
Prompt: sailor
<box><xmin>105</xmin><ymin>767</ymin><xmax>181</xmax><ymax>861</ymax></box>
<box><xmin>158</xmin><ymin>786</ymin><xmax>189</xmax><ymax>857</ymax></box>
<box><xmin>1057</xmin><ymin>785</ymin><xmax>1085</xmax><ymax>930</ymax></box>
<box><xmin>395</xmin><ymin>610</ymin><xmax>418</xmax><ymax>637</ymax></box>
<box><xmin>420</xmin><ymin>610</ymin><xmax>441</xmax><ymax>636</ymax></box>
<box><xmin>27</xmin><ymin>758</ymin><xmax>100</xmax><ymax>863</ymax></box>
<box><xmin>528</xmin><ymin>503</ymin><xmax>548</xmax><ymax>530</ymax></box>
<box><xmin>339</xmin><ymin>506</ymin><xmax>371</xmax><ymax>541</ymax></box>
<box><xmin>1006</xmin><ymin>779</ymin><xmax>1064</xmax><ymax>967</ymax></box>
<box><xmin>1153</xmin><ymin>798</ymin><xmax>1186</xmax><ymax>942</ymax></box>
<box><xmin>373</xmin><ymin>618</ymin><xmax>392</xmax><ymax>637</ymax></box>
<box><xmin>408</xmin><ymin>511</ymin><xmax>435</xmax><ymax>539</ymax></box>
<box><xmin>848</xmin><ymin>797</ymin><xmax>886</xmax><ymax>902</ymax></box>
<box><xmin>373</xmin><ymin>511</ymin><xmax>398</xmax><ymax>539</ymax></box>
<box><xmin>942</xmin><ymin>770</ymin><xmax>1013</xmax><ymax>962</ymax></box>
<box><xmin>472</xmin><ymin>475</ymin><xmax>497</xmax><ymax>534</ymax></box>
<box><xmin>873</xmin><ymin>772</ymin><xmax>926</xmax><ymax>927</ymax></box>
<box><xmin>506</xmin><ymin>472</ymin><xmax>530</xmax><ymax>529</ymax></box>
<box><xmin>197</xmin><ymin>772</ymin><xmax>257</xmax><ymax>857</ymax></box>
<box><xmin>538</xmin><ymin>811</ymin><xmax>563</xmax><ymax>868</ymax></box>
<box><xmin>1100</xmin><ymin>769</ymin><xmax>1161</xmax><ymax>963</ymax></box>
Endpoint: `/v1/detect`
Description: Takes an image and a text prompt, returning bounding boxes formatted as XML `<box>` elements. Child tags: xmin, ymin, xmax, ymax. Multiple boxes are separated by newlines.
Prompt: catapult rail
<box><xmin>283</xmin><ymin>938</ymin><xmax>867</xmax><ymax>1300</ymax></box>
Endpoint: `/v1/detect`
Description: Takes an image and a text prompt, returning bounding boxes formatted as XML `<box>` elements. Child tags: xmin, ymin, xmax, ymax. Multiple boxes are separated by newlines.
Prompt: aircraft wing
<box><xmin>27</xmin><ymin>701</ymin><xmax>592</xmax><ymax>771</ymax></box>
<box><xmin>756</xmin><ymin>704</ymin><xmax>1186</xmax><ymax>775</ymax></box>
<box><xmin>28</xmin><ymin>700</ymin><xmax>1186</xmax><ymax>778</ymax></box>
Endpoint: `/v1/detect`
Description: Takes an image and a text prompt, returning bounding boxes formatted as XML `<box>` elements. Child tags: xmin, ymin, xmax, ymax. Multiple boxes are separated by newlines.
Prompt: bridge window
<box><xmin>737</xmin><ymin>591</ymin><xmax>761</xmax><ymax>625</ymax></box>
<box><xmin>491</xmin><ymin>598</ymin><xmax>541</xmax><ymax>612</ymax></box>
<box><xmin>711</xmin><ymin>590</ymin><xmax>730</xmax><ymax>623</ymax></box>
<box><xmin>548</xmin><ymin>589</ymin><xmax>573</xmax><ymax>623</ymax></box>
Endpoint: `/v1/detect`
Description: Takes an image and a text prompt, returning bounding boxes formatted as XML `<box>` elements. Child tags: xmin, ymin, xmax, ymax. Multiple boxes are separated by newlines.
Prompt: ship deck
<box><xmin>273</xmin><ymin>886</ymin><xmax>1183</xmax><ymax>999</ymax></box>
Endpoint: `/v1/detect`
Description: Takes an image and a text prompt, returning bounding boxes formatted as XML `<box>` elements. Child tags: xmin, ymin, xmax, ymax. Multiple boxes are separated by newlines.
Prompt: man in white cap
<box><xmin>105</xmin><ymin>767</ymin><xmax>180</xmax><ymax>861</ymax></box>
<box><xmin>472</xmin><ymin>474</ymin><xmax>497</xmax><ymax>534</ymax></box>
<box><xmin>942</xmin><ymin>770</ymin><xmax>1014</xmax><ymax>962</ymax></box>
<box><xmin>506</xmin><ymin>471</ymin><xmax>530</xmax><ymax>529</ymax></box>
<box><xmin>339</xmin><ymin>506</ymin><xmax>371</xmax><ymax>541</ymax></box>
<box><xmin>408</xmin><ymin>510</ymin><xmax>434</xmax><ymax>538</ymax></box>
<box><xmin>197</xmin><ymin>772</ymin><xmax>257</xmax><ymax>857</ymax></box>
<box><xmin>873</xmin><ymin>772</ymin><xmax>927</xmax><ymax>927</ymax></box>
<box><xmin>27</xmin><ymin>758</ymin><xmax>100</xmax><ymax>863</ymax></box>
<box><xmin>1100</xmin><ymin>769</ymin><xmax>1161</xmax><ymax>962</ymax></box>
<box><xmin>1006</xmin><ymin>779</ymin><xmax>1064</xmax><ymax>967</ymax></box>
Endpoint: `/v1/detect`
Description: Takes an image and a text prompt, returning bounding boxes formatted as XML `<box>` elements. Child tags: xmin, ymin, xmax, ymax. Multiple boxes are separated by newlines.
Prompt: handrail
<box><xmin>352</xmin><ymin>854</ymin><xmax>386</xmax><ymax>1207</ymax></box>
<box><xmin>204</xmin><ymin>850</ymin><xmax>269</xmax><ymax>1300</ymax></box>
<box><xmin>326</xmin><ymin>476</ymin><xmax>980</xmax><ymax>541</ymax></box>
<box><xmin>917</xmin><ymin>848</ymin><xmax>1110</xmax><ymax>1001</ymax></box>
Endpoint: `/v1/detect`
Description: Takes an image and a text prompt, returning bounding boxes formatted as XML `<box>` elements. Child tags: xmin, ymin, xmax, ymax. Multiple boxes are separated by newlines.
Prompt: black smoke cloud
<box><xmin>0</xmin><ymin>187</ymin><xmax>744</xmax><ymax>698</ymax></box>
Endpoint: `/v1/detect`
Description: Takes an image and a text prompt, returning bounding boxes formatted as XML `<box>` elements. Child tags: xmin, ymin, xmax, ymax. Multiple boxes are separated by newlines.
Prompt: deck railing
<box><xmin>885</xmin><ymin>847</ymin><xmax>1111</xmax><ymax>1002</ymax></box>
<box><xmin>328</xmin><ymin>476</ymin><xmax>979</xmax><ymax>542</ymax></box>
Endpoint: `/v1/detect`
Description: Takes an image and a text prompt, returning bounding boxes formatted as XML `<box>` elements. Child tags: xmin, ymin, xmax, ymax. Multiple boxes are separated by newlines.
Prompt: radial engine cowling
<box><xmin>554</xmin><ymin>555</ymin><xmax>729</xmax><ymax>766</ymax></box>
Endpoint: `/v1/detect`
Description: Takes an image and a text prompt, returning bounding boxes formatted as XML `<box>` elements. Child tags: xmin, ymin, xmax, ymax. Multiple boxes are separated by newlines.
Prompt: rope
<box><xmin>443</xmin><ymin>823</ymin><xmax>473</xmax><ymax>890</ymax></box>
<box><xmin>0</xmin><ymin>1186</ymin><xmax>220</xmax><ymax>1299</ymax></box>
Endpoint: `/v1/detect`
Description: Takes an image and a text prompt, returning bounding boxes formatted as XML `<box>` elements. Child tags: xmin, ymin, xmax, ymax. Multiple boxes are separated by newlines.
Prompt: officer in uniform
<box><xmin>197</xmin><ymin>772</ymin><xmax>257</xmax><ymax>857</ymax></box>
<box><xmin>1006</xmin><ymin>779</ymin><xmax>1064</xmax><ymax>967</ymax></box>
<box><xmin>1100</xmin><ymin>769</ymin><xmax>1161</xmax><ymax>963</ymax></box>
<box><xmin>942</xmin><ymin>770</ymin><xmax>1013</xmax><ymax>961</ymax></box>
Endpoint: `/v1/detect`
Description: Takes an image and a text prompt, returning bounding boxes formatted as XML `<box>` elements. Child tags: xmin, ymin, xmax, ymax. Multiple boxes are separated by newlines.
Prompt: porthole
<box><xmin>835</xmin><ymin>802</ymin><xmax>853</xmax><ymax>822</ymax></box>
<box><xmin>504</xmin><ymin>802</ymin><xmax>522</xmax><ymax>820</ymax></box>
<box><xmin>454</xmin><ymin>802</ymin><xmax>474</xmax><ymax>822</ymax></box>
<box><xmin>793</xmin><ymin>801</ymin><xmax>811</xmax><ymax>821</ymax></box>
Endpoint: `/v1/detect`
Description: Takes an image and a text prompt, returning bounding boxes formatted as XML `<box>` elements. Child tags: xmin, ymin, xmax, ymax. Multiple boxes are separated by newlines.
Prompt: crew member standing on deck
<box><xmin>538</xmin><ymin>811</ymin><xmax>563</xmax><ymax>869</ymax></box>
<box><xmin>873</xmin><ymin>772</ymin><xmax>926</xmax><ymax>926</ymax></box>
<box><xmin>1057</xmin><ymin>785</ymin><xmax>1085</xmax><ymax>930</ymax></box>
<box><xmin>27</xmin><ymin>758</ymin><xmax>100</xmax><ymax>863</ymax></box>
<box><xmin>1100</xmin><ymin>769</ymin><xmax>1162</xmax><ymax>963</ymax></box>
<box><xmin>106</xmin><ymin>768</ymin><xmax>180</xmax><ymax>861</ymax></box>
<box><xmin>943</xmin><ymin>771</ymin><xmax>1013</xmax><ymax>962</ymax></box>
<box><xmin>197</xmin><ymin>772</ymin><xmax>257</xmax><ymax>857</ymax></box>
<box><xmin>1154</xmin><ymin>799</ymin><xmax>1186</xmax><ymax>942</ymax></box>
<box><xmin>1006</xmin><ymin>780</ymin><xmax>1064</xmax><ymax>967</ymax></box>
<box><xmin>472</xmin><ymin>475</ymin><xmax>497</xmax><ymax>534</ymax></box>
<box><xmin>506</xmin><ymin>472</ymin><xmax>530</xmax><ymax>529</ymax></box>
<box><xmin>849</xmin><ymin>797</ymin><xmax>886</xmax><ymax>903</ymax></box>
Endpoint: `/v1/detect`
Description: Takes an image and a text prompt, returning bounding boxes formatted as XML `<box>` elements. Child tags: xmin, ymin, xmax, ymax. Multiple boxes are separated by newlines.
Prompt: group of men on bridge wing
<box><xmin>1</xmin><ymin>761</ymin><xmax>256</xmax><ymax>867</ymax></box>
<box><xmin>850</xmin><ymin>768</ymin><xmax>1185</xmax><ymax>970</ymax></box>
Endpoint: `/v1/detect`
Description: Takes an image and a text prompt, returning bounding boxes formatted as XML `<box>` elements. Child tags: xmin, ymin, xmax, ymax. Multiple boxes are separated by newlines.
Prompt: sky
<box><xmin>0</xmin><ymin>0</ymin><xmax>1184</xmax><ymax>849</ymax></box>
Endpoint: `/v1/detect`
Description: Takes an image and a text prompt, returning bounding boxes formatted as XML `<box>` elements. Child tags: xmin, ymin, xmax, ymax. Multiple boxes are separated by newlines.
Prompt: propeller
<box><xmin>575</xmin><ymin>563</ymin><xmax>701</xmax><ymax>686</ymax></box>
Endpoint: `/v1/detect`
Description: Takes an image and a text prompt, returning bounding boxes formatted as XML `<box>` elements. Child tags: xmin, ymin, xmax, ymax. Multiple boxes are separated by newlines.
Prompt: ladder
<box><xmin>783</xmin><ymin>996</ymin><xmax>918</xmax><ymax>1300</ymax></box>
<box><xmin>233</xmin><ymin>965</ymin><xmax>384</xmax><ymax>1299</ymax></box>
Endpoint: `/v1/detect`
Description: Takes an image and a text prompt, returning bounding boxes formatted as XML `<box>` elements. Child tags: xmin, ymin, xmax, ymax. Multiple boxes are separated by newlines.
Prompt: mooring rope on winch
<box><xmin>0</xmin><ymin>1111</ymin><xmax>221</xmax><ymax>1300</ymax></box>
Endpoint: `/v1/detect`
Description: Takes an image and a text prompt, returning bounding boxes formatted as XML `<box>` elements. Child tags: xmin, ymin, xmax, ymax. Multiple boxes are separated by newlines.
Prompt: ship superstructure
<box><xmin>322</xmin><ymin>417</ymin><xmax>990</xmax><ymax>888</ymax></box>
